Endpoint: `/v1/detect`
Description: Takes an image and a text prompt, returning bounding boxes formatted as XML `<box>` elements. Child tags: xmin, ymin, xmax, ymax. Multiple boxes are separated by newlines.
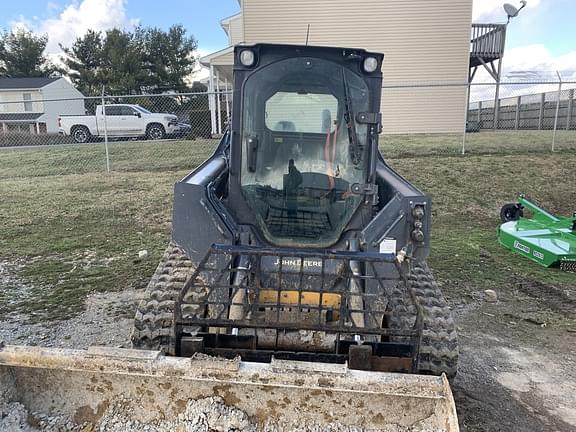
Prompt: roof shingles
<box><xmin>0</xmin><ymin>77</ymin><xmax>59</xmax><ymax>90</ymax></box>
<box><xmin>0</xmin><ymin>113</ymin><xmax>43</xmax><ymax>121</ymax></box>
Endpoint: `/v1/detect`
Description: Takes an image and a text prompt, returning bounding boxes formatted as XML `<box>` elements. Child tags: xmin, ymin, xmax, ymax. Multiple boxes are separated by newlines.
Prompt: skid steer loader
<box><xmin>1</xmin><ymin>44</ymin><xmax>459</xmax><ymax>431</ymax></box>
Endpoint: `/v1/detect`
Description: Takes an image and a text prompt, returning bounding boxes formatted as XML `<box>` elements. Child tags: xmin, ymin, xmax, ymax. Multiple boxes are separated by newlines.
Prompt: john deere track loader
<box><xmin>1</xmin><ymin>44</ymin><xmax>459</xmax><ymax>431</ymax></box>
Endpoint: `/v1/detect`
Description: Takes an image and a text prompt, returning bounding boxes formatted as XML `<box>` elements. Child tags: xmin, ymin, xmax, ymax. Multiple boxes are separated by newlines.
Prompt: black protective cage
<box><xmin>173</xmin><ymin>244</ymin><xmax>424</xmax><ymax>372</ymax></box>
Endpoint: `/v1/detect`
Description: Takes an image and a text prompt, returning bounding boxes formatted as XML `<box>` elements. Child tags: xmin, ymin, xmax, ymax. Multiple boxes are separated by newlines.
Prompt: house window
<box><xmin>23</xmin><ymin>93</ymin><xmax>33</xmax><ymax>112</ymax></box>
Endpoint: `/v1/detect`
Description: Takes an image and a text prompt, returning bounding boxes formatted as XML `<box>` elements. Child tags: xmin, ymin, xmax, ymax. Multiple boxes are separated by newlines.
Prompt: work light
<box><xmin>363</xmin><ymin>56</ymin><xmax>378</xmax><ymax>73</ymax></box>
<box><xmin>240</xmin><ymin>49</ymin><xmax>256</xmax><ymax>67</ymax></box>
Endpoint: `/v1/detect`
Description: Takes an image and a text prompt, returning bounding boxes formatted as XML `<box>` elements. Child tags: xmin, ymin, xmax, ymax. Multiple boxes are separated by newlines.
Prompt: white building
<box><xmin>0</xmin><ymin>77</ymin><xmax>85</xmax><ymax>134</ymax></box>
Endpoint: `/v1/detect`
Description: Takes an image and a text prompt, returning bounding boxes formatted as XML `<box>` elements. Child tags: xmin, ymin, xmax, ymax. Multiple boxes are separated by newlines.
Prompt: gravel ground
<box><xmin>0</xmin><ymin>394</ymin><xmax>440</xmax><ymax>432</ymax></box>
<box><xmin>0</xmin><ymin>396</ymin><xmax>258</xmax><ymax>432</ymax></box>
<box><xmin>0</xmin><ymin>400</ymin><xmax>89</xmax><ymax>432</ymax></box>
<box><xmin>1</xmin><ymin>264</ymin><xmax>575</xmax><ymax>431</ymax></box>
<box><xmin>0</xmin><ymin>289</ymin><xmax>137</xmax><ymax>350</ymax></box>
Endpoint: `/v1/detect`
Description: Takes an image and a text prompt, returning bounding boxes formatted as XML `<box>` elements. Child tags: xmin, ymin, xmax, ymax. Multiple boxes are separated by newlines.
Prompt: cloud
<box><xmin>472</xmin><ymin>0</ymin><xmax>540</xmax><ymax>22</ymax></box>
<box><xmin>192</xmin><ymin>48</ymin><xmax>216</xmax><ymax>81</ymax></box>
<box><xmin>47</xmin><ymin>2</ymin><xmax>61</xmax><ymax>12</ymax></box>
<box><xmin>10</xmin><ymin>0</ymin><xmax>139</xmax><ymax>54</ymax></box>
<box><xmin>470</xmin><ymin>44</ymin><xmax>576</xmax><ymax>102</ymax></box>
<box><xmin>9</xmin><ymin>15</ymin><xmax>35</xmax><ymax>32</ymax></box>
<box><xmin>502</xmin><ymin>45</ymin><xmax>576</xmax><ymax>79</ymax></box>
<box><xmin>474</xmin><ymin>44</ymin><xmax>576</xmax><ymax>82</ymax></box>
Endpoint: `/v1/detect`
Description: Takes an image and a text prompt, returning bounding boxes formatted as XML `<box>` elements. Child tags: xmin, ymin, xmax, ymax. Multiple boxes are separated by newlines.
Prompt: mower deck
<box><xmin>498</xmin><ymin>196</ymin><xmax>576</xmax><ymax>270</ymax></box>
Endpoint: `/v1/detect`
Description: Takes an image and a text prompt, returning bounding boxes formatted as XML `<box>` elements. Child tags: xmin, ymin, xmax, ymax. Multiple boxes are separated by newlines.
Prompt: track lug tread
<box><xmin>388</xmin><ymin>260</ymin><xmax>459</xmax><ymax>378</ymax></box>
<box><xmin>131</xmin><ymin>242</ymin><xmax>195</xmax><ymax>352</ymax></box>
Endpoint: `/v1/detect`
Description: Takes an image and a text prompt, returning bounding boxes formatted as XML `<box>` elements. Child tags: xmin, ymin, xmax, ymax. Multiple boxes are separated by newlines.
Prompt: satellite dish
<box><xmin>504</xmin><ymin>1</ymin><xmax>527</xmax><ymax>23</ymax></box>
<box><xmin>504</xmin><ymin>3</ymin><xmax>519</xmax><ymax>18</ymax></box>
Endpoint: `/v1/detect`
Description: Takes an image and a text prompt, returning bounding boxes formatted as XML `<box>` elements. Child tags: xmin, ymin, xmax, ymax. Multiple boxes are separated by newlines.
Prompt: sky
<box><xmin>1</xmin><ymin>0</ymin><xmax>575</xmax><ymax>84</ymax></box>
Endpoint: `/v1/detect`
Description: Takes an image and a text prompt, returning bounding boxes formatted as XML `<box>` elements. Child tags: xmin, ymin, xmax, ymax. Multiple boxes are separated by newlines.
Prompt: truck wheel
<box><xmin>386</xmin><ymin>261</ymin><xmax>459</xmax><ymax>379</ymax></box>
<box><xmin>71</xmin><ymin>126</ymin><xmax>91</xmax><ymax>143</ymax></box>
<box><xmin>146</xmin><ymin>123</ymin><xmax>166</xmax><ymax>140</ymax></box>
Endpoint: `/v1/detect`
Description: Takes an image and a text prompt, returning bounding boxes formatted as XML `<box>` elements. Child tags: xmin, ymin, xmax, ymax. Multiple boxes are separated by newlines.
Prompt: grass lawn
<box><xmin>0</xmin><ymin>171</ymin><xmax>182</xmax><ymax>320</ymax></box>
<box><xmin>0</xmin><ymin>132</ymin><xmax>575</xmax><ymax>321</ymax></box>
<box><xmin>0</xmin><ymin>138</ymin><xmax>218</xmax><ymax>179</ymax></box>
<box><xmin>381</xmin><ymin>130</ymin><xmax>576</xmax><ymax>157</ymax></box>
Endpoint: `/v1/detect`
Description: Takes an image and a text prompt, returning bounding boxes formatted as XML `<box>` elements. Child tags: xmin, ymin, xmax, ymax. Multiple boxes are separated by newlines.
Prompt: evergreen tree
<box><xmin>0</xmin><ymin>29</ymin><xmax>56</xmax><ymax>77</ymax></box>
<box><xmin>60</xmin><ymin>30</ymin><xmax>103</xmax><ymax>95</ymax></box>
<box><xmin>60</xmin><ymin>25</ymin><xmax>198</xmax><ymax>95</ymax></box>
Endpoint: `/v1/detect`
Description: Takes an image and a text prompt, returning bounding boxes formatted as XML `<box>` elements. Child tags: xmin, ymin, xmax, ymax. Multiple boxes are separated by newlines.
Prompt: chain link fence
<box><xmin>1</xmin><ymin>81</ymin><xmax>575</xmax><ymax>179</ymax></box>
<box><xmin>0</xmin><ymin>91</ymin><xmax>229</xmax><ymax>178</ymax></box>
<box><xmin>466</xmin><ymin>80</ymin><xmax>576</xmax><ymax>154</ymax></box>
<box><xmin>377</xmin><ymin>79</ymin><xmax>576</xmax><ymax>157</ymax></box>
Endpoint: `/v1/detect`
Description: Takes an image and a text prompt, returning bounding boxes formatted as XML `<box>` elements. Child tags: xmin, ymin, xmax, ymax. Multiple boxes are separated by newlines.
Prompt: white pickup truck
<box><xmin>59</xmin><ymin>104</ymin><xmax>184</xmax><ymax>143</ymax></box>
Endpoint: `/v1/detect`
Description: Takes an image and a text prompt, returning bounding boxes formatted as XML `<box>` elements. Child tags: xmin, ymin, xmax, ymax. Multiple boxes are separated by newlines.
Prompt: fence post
<box><xmin>216</xmin><ymin>70</ymin><xmax>222</xmax><ymax>135</ymax></box>
<box><xmin>551</xmin><ymin>71</ymin><xmax>562</xmax><ymax>152</ymax></box>
<box><xmin>538</xmin><ymin>92</ymin><xmax>545</xmax><ymax>130</ymax></box>
<box><xmin>209</xmin><ymin>64</ymin><xmax>217</xmax><ymax>136</ymax></box>
<box><xmin>477</xmin><ymin>100</ymin><xmax>482</xmax><ymax>126</ymax></box>
<box><xmin>493</xmin><ymin>98</ymin><xmax>500</xmax><ymax>130</ymax></box>
<box><xmin>225</xmin><ymin>82</ymin><xmax>231</xmax><ymax>125</ymax></box>
<box><xmin>462</xmin><ymin>82</ymin><xmax>470</xmax><ymax>155</ymax></box>
<box><xmin>515</xmin><ymin>96</ymin><xmax>521</xmax><ymax>130</ymax></box>
<box><xmin>493</xmin><ymin>60</ymin><xmax>502</xmax><ymax>130</ymax></box>
<box><xmin>101</xmin><ymin>86</ymin><xmax>111</xmax><ymax>173</ymax></box>
<box><xmin>567</xmin><ymin>89</ymin><xmax>574</xmax><ymax>131</ymax></box>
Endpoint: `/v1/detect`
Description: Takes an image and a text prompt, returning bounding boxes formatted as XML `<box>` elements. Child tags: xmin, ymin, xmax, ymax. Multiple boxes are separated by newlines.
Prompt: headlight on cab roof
<box><xmin>363</xmin><ymin>56</ymin><xmax>379</xmax><ymax>73</ymax></box>
<box><xmin>240</xmin><ymin>49</ymin><xmax>256</xmax><ymax>67</ymax></box>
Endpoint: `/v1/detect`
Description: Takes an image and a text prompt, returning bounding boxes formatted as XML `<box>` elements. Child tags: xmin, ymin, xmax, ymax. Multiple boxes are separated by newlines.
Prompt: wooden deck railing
<box><xmin>471</xmin><ymin>24</ymin><xmax>506</xmax><ymax>58</ymax></box>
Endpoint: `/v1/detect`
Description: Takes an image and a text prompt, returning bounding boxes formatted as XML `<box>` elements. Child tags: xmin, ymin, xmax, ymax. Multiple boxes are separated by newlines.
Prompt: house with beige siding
<box><xmin>201</xmin><ymin>0</ymin><xmax>474</xmax><ymax>134</ymax></box>
<box><xmin>0</xmin><ymin>77</ymin><xmax>85</xmax><ymax>134</ymax></box>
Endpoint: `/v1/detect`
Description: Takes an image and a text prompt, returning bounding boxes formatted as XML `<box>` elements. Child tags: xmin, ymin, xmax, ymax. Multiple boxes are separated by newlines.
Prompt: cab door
<box><xmin>98</xmin><ymin>106</ymin><xmax>123</xmax><ymax>136</ymax></box>
<box><xmin>120</xmin><ymin>106</ymin><xmax>143</xmax><ymax>135</ymax></box>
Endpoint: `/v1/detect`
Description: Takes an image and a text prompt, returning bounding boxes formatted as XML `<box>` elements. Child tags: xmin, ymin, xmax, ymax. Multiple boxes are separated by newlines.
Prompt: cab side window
<box><xmin>103</xmin><ymin>106</ymin><xmax>122</xmax><ymax>116</ymax></box>
<box><xmin>120</xmin><ymin>106</ymin><xmax>137</xmax><ymax>116</ymax></box>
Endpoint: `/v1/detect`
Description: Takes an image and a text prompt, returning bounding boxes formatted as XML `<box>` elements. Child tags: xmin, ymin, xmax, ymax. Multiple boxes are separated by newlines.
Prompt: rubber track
<box><xmin>131</xmin><ymin>243</ymin><xmax>195</xmax><ymax>351</ymax></box>
<box><xmin>388</xmin><ymin>261</ymin><xmax>459</xmax><ymax>378</ymax></box>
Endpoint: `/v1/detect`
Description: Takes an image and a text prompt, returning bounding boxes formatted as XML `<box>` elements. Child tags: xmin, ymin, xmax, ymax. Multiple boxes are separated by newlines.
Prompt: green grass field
<box><xmin>0</xmin><ymin>132</ymin><xmax>575</xmax><ymax>321</ymax></box>
<box><xmin>382</xmin><ymin>130</ymin><xmax>576</xmax><ymax>156</ymax></box>
<box><xmin>1</xmin><ymin>130</ymin><xmax>574</xmax><ymax>179</ymax></box>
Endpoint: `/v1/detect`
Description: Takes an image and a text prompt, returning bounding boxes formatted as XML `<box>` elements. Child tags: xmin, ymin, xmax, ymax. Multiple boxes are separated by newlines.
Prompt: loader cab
<box><xmin>229</xmin><ymin>44</ymin><xmax>384</xmax><ymax>248</ymax></box>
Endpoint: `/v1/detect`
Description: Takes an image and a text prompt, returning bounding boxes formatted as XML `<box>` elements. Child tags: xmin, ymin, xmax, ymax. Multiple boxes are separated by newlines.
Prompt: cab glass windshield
<box><xmin>241</xmin><ymin>57</ymin><xmax>369</xmax><ymax>247</ymax></box>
